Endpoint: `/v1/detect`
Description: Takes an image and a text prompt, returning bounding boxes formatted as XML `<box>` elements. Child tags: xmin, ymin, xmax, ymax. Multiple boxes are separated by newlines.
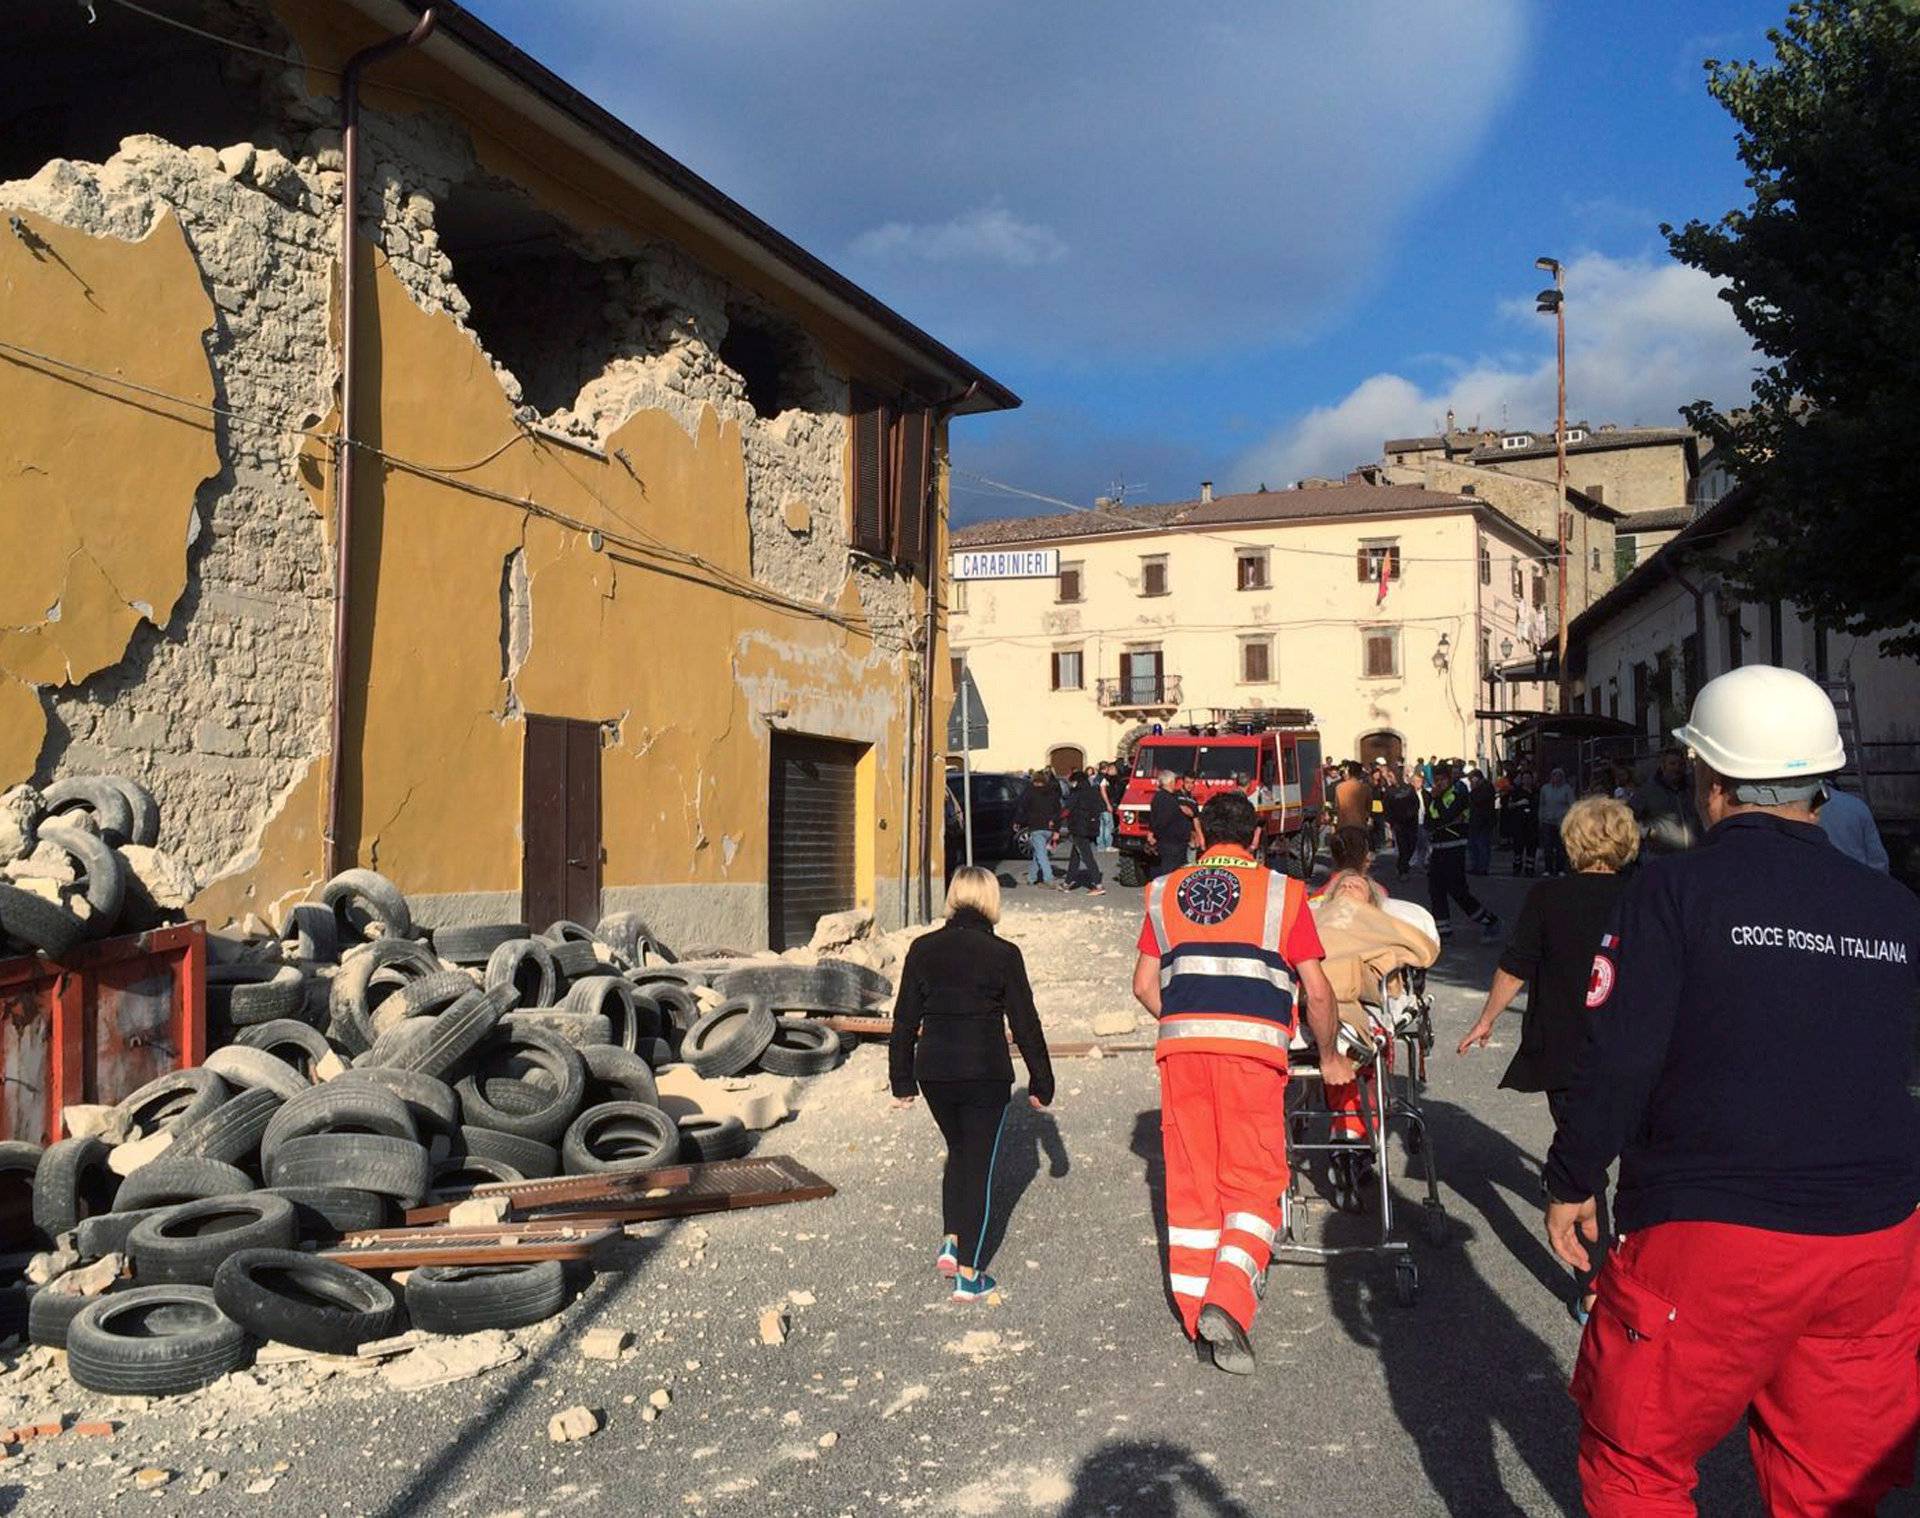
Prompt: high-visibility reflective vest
<box><xmin>1145</xmin><ymin>850</ymin><xmax>1307</xmax><ymax>1070</ymax></box>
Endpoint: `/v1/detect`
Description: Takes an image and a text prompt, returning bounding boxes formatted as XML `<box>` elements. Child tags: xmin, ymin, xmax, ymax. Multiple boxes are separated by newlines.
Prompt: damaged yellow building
<box><xmin>1</xmin><ymin>0</ymin><xmax>1014</xmax><ymax>948</ymax></box>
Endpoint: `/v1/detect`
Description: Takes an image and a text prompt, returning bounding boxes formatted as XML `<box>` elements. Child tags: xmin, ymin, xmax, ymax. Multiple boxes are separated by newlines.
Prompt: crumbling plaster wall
<box><xmin>0</xmin><ymin>135</ymin><xmax>341</xmax><ymax>899</ymax></box>
<box><xmin>2</xmin><ymin>33</ymin><xmax>926</xmax><ymax>940</ymax></box>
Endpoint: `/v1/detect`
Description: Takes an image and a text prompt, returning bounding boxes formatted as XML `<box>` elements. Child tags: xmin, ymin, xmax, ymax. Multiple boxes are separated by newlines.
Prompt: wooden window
<box><xmin>1057</xmin><ymin>562</ymin><xmax>1083</xmax><ymax>603</ymax></box>
<box><xmin>1479</xmin><ymin>538</ymin><xmax>1491</xmax><ymax>585</ymax></box>
<box><xmin>1140</xmin><ymin>555</ymin><xmax>1169</xmax><ymax>597</ymax></box>
<box><xmin>1510</xmin><ymin>558</ymin><xmax>1523</xmax><ymax>599</ymax></box>
<box><xmin>1240</xmin><ymin>638</ymin><xmax>1271</xmax><ymax>684</ymax></box>
<box><xmin>950</xmin><ymin>578</ymin><xmax>968</xmax><ymax>615</ymax></box>
<box><xmin>1531</xmin><ymin>572</ymin><xmax>1546</xmax><ymax>609</ymax></box>
<box><xmin>1356</xmin><ymin>541</ymin><xmax>1401</xmax><ymax>582</ymax></box>
<box><xmin>1050</xmin><ymin>648</ymin><xmax>1083</xmax><ymax>691</ymax></box>
<box><xmin>1236</xmin><ymin>551</ymin><xmax>1269</xmax><ymax>591</ymax></box>
<box><xmin>847</xmin><ymin>385</ymin><xmax>934</xmax><ymax>568</ymax></box>
<box><xmin>1361</xmin><ymin>626</ymin><xmax>1400</xmax><ymax>679</ymax></box>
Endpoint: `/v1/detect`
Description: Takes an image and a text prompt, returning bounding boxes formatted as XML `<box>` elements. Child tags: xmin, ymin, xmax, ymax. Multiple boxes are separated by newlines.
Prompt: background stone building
<box><xmin>0</xmin><ymin>0</ymin><xmax>1014</xmax><ymax>947</ymax></box>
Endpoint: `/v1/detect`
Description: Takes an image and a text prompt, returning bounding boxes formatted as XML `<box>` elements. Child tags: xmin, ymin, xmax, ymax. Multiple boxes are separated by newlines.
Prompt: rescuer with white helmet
<box><xmin>1543</xmin><ymin>665</ymin><xmax>1920</xmax><ymax>1514</ymax></box>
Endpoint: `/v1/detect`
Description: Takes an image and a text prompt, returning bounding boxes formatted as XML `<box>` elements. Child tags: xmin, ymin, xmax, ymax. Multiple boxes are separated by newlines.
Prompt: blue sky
<box><xmin>466</xmin><ymin>1</ymin><xmax>1776</xmax><ymax>523</ymax></box>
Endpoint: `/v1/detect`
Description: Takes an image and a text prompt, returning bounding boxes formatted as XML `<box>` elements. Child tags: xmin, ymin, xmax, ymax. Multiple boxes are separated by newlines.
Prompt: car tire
<box><xmin>39</xmin><ymin>778</ymin><xmax>135</xmax><ymax>847</ymax></box>
<box><xmin>0</xmin><ymin>883</ymin><xmax>85</xmax><ymax>959</ymax></box>
<box><xmin>327</xmin><ymin>1068</ymin><xmax>459</xmax><ymax>1145</ymax></box>
<box><xmin>580</xmin><ymin>1043</ymin><xmax>659</xmax><ymax>1108</ymax></box>
<box><xmin>682</xmin><ymin>997</ymin><xmax>776</xmax><ymax>1078</ymax></box>
<box><xmin>105</xmin><ymin>776</ymin><xmax>161</xmax><ymax>848</ymax></box>
<box><xmin>34</xmin><ymin>823</ymin><xmax>126</xmax><ymax>936</ymax></box>
<box><xmin>428</xmin><ymin>1153</ymin><xmax>524</xmax><ymax>1198</ymax></box>
<box><xmin>502</xmin><ymin>1009</ymin><xmax>614</xmax><ymax>1050</ymax></box>
<box><xmin>648</xmin><ymin>983</ymin><xmax>702</xmax><ymax>1035</ymax></box>
<box><xmin>321</xmin><ymin>868</ymin><xmax>413</xmax><ymax>945</ymax></box>
<box><xmin>265</xmin><ymin>1133</ymin><xmax>430</xmax><ymax>1206</ymax></box>
<box><xmin>330</xmin><ymin>938</ymin><xmax>440</xmax><ymax>1054</ymax></box>
<box><xmin>208</xmin><ymin>963</ymin><xmax>309</xmax><ymax>1027</ymax></box>
<box><xmin>1</xmin><ymin>1140</ymin><xmax>43</xmax><ymax>1245</ymax></box>
<box><xmin>29</xmin><ymin>1277</ymin><xmax>121</xmax><ymax>1349</ymax></box>
<box><xmin>563</xmin><ymin>976</ymin><xmax>654</xmax><ymax>1050</ymax></box>
<box><xmin>76</xmin><ymin>1206</ymin><xmax>168</xmax><ymax>1260</ymax></box>
<box><xmin>114</xmin><ymin>1069</ymin><xmax>230</xmax><ymax>1140</ymax></box>
<box><xmin>202</xmin><ymin>1044</ymin><xmax>309</xmax><ymax>1102</ymax></box>
<box><xmin>638</xmin><ymin>1036</ymin><xmax>674</xmax><ymax>1070</ymax></box>
<box><xmin>456</xmin><ymin>1025</ymin><xmax>585</xmax><ymax>1143</ymax></box>
<box><xmin>757</xmin><ymin>1017</ymin><xmax>842</xmax><ymax>1077</ymax></box>
<box><xmin>67</xmin><ymin>1285</ymin><xmax>249</xmax><ymax>1396</ymax></box>
<box><xmin>389</xmin><ymin>984</ymin><xmax>515</xmax><ymax>1080</ymax></box>
<box><xmin>214</xmin><ymin>1248</ymin><xmax>400</xmax><ymax>1354</ymax></box>
<box><xmin>677</xmin><ymin>1114</ymin><xmax>750</xmax><ymax>1163</ymax></box>
<box><xmin>594</xmin><ymin>911</ymin><xmax>674</xmax><ymax>966</ymax></box>
<box><xmin>260</xmin><ymin>1082</ymin><xmax>417</xmax><ymax>1173</ymax></box>
<box><xmin>128</xmin><ymin>1193</ymin><xmax>299</xmax><ymax>1285</ymax></box>
<box><xmin>257</xmin><ymin>1185</ymin><xmax>387</xmax><ymax>1241</ymax></box>
<box><xmin>484</xmin><ymin>938</ymin><xmax>558</xmax><ymax>1010</ymax></box>
<box><xmin>404</xmin><ymin>1260</ymin><xmax>567</xmax><ymax>1334</ymax></box>
<box><xmin>168</xmin><ymin>1085</ymin><xmax>283</xmax><ymax>1167</ymax></box>
<box><xmin>562</xmin><ymin>1101</ymin><xmax>679</xmax><ymax>1174</ymax></box>
<box><xmin>32</xmin><ymin>1135</ymin><xmax>118</xmax><ymax>1237</ymax></box>
<box><xmin>234</xmin><ymin>1020</ymin><xmax>334</xmax><ymax>1079</ymax></box>
<box><xmin>281</xmin><ymin>903</ymin><xmax>340</xmax><ymax>964</ymax></box>
<box><xmin>430</xmin><ymin>922</ymin><xmax>531</xmax><ymax>966</ymax></box>
<box><xmin>548</xmin><ymin>938</ymin><xmax>614</xmax><ymax>984</ymax></box>
<box><xmin>369</xmin><ymin>969</ymin><xmax>480</xmax><ymax>1036</ymax></box>
<box><xmin>112</xmin><ymin>1157</ymin><xmax>254</xmax><ymax>1212</ymax></box>
<box><xmin>454</xmin><ymin>1126</ymin><xmax>558</xmax><ymax>1180</ymax></box>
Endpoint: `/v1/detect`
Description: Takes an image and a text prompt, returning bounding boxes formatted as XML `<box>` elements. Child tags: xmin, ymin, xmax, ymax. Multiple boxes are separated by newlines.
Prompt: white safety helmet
<box><xmin>1673</xmin><ymin>665</ymin><xmax>1846</xmax><ymax>780</ymax></box>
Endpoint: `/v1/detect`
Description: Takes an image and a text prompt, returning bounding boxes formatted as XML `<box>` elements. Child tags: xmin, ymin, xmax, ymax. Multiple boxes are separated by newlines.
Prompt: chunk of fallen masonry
<box><xmin>579</xmin><ymin>1328</ymin><xmax>628</xmax><ymax>1362</ymax></box>
<box><xmin>548</xmin><ymin>1406</ymin><xmax>600</xmax><ymax>1443</ymax></box>
<box><xmin>758</xmin><ymin>1309</ymin><xmax>789</xmax><ymax>1346</ymax></box>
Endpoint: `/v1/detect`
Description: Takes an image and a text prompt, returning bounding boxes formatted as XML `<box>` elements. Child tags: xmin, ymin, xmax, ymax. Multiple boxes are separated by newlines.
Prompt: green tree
<box><xmin>1665</xmin><ymin>0</ymin><xmax>1920</xmax><ymax>655</ymax></box>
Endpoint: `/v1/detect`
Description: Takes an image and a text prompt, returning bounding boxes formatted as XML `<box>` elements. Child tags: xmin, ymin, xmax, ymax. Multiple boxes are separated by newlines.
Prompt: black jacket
<box><xmin>1066</xmin><ymin>781</ymin><xmax>1105</xmax><ymax>839</ymax></box>
<box><xmin>1428</xmin><ymin>782</ymin><xmax>1472</xmax><ymax>844</ymax></box>
<box><xmin>1545</xmin><ymin>814</ymin><xmax>1920</xmax><ymax>1235</ymax></box>
<box><xmin>1385</xmin><ymin>782</ymin><xmax>1419</xmax><ymax>826</ymax></box>
<box><xmin>1148</xmin><ymin>788</ymin><xmax>1190</xmax><ymax>843</ymax></box>
<box><xmin>890</xmin><ymin>910</ymin><xmax>1055</xmax><ymax>1101</ymax></box>
<box><xmin>1014</xmin><ymin>784</ymin><xmax>1061</xmax><ymax>833</ymax></box>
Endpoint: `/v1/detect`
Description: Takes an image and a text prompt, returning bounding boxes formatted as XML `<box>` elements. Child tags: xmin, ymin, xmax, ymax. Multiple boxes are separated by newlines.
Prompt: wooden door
<box><xmin>523</xmin><ymin>716</ymin><xmax>602</xmax><ymax>931</ymax></box>
<box><xmin>769</xmin><ymin>733</ymin><xmax>861</xmax><ymax>951</ymax></box>
<box><xmin>1121</xmin><ymin>649</ymin><xmax>1163</xmax><ymax>705</ymax></box>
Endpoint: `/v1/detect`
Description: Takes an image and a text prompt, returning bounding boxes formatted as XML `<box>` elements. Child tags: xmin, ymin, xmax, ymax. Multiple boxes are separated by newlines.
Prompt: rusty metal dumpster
<box><xmin>0</xmin><ymin>922</ymin><xmax>206</xmax><ymax>1146</ymax></box>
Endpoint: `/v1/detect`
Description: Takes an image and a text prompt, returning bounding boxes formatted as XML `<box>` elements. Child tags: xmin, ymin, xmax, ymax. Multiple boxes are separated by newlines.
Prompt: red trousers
<box><xmin>1158</xmin><ymin>1052</ymin><xmax>1289</xmax><ymax>1337</ymax></box>
<box><xmin>1573</xmin><ymin>1212</ymin><xmax>1920</xmax><ymax>1517</ymax></box>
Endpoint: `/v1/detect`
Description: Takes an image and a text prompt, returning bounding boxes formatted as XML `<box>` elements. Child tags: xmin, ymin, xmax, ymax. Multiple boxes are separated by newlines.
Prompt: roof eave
<box><xmin>361</xmin><ymin>0</ymin><xmax>1019</xmax><ymax>414</ymax></box>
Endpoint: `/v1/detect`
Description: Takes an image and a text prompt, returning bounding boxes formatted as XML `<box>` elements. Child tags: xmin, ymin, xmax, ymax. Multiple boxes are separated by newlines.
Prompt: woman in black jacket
<box><xmin>891</xmin><ymin>865</ymin><xmax>1055</xmax><ymax>1302</ymax></box>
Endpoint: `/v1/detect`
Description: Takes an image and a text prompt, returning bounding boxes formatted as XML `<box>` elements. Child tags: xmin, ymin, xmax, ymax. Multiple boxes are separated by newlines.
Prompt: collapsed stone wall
<box><xmin>2</xmin><ymin>61</ymin><xmax>917</xmax><ymax>900</ymax></box>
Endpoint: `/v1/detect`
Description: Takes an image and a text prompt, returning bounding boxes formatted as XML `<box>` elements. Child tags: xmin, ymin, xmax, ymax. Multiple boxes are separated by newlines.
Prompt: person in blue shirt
<box><xmin>1543</xmin><ymin>666</ymin><xmax>1920</xmax><ymax>1516</ymax></box>
<box><xmin>1816</xmin><ymin>782</ymin><xmax>1889</xmax><ymax>871</ymax></box>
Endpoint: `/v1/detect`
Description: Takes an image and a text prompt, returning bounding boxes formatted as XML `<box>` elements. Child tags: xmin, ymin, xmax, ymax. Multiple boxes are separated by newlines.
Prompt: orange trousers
<box><xmin>1159</xmin><ymin>1052</ymin><xmax>1290</xmax><ymax>1336</ymax></box>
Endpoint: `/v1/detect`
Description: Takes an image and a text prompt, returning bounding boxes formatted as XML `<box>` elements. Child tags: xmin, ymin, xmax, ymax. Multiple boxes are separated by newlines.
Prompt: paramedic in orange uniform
<box><xmin>1132</xmin><ymin>790</ymin><xmax>1353</xmax><ymax>1374</ymax></box>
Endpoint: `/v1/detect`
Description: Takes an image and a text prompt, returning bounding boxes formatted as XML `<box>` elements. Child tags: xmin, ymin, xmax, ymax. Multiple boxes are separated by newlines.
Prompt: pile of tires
<box><xmin>0</xmin><ymin>774</ymin><xmax>193</xmax><ymax>958</ymax></box>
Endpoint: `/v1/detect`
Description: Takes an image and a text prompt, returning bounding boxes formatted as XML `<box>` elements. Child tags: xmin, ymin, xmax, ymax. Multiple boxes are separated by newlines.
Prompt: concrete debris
<box><xmin>655</xmin><ymin>1064</ymin><xmax>792</xmax><ymax>1131</ymax></box>
<box><xmin>882</xmin><ymin>1384</ymin><xmax>929</xmax><ymax>1419</ymax></box>
<box><xmin>758</xmin><ymin>1309</ymin><xmax>789</xmax><ymax>1346</ymax></box>
<box><xmin>45</xmin><ymin>1254</ymin><xmax>123</xmax><ymax>1297</ymax></box>
<box><xmin>447</xmin><ymin>1196</ymin><xmax>511</xmax><ymax>1227</ymax></box>
<box><xmin>0</xmin><ymin>785</ymin><xmax>40</xmax><ymax>864</ymax></box>
<box><xmin>117</xmin><ymin>845</ymin><xmax>197</xmax><ymax>916</ymax></box>
<box><xmin>354</xmin><ymin>1330</ymin><xmax>431</xmax><ymax>1360</ymax></box>
<box><xmin>133</xmin><ymin>1467</ymin><xmax>171</xmax><ymax>1490</ymax></box>
<box><xmin>1091</xmin><ymin>1009</ymin><xmax>1139</xmax><ymax>1037</ymax></box>
<box><xmin>788</xmin><ymin>1289</ymin><xmax>816</xmax><ymax>1307</ymax></box>
<box><xmin>380</xmin><ymin>1330</ymin><xmax>521</xmax><ymax>1391</ymax></box>
<box><xmin>61</xmin><ymin>1104</ymin><xmax>128</xmax><ymax>1144</ymax></box>
<box><xmin>818</xmin><ymin>1430</ymin><xmax>839</xmax><ymax>1449</ymax></box>
<box><xmin>579</xmin><ymin>1328</ymin><xmax>628</xmax><ymax>1362</ymax></box>
<box><xmin>107</xmin><ymin>1128</ymin><xmax>174</xmax><ymax>1178</ymax></box>
<box><xmin>648</xmin><ymin>1387</ymin><xmax>673</xmax><ymax>1411</ymax></box>
<box><xmin>808</xmin><ymin>907</ymin><xmax>874</xmax><ymax>953</ymax></box>
<box><xmin>25</xmin><ymin>1246</ymin><xmax>79</xmax><ymax>1286</ymax></box>
<box><xmin>189</xmin><ymin>1469</ymin><xmax>222</xmax><ymax>1494</ymax></box>
<box><xmin>548</xmin><ymin>1405</ymin><xmax>600</xmax><ymax>1443</ymax></box>
<box><xmin>245</xmin><ymin>1475</ymin><xmax>278</xmax><ymax>1494</ymax></box>
<box><xmin>312</xmin><ymin>1050</ymin><xmax>349</xmax><ymax>1082</ymax></box>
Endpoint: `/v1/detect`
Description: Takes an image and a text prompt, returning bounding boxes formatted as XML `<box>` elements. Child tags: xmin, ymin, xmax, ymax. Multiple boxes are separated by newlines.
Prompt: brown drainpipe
<box><xmin>917</xmin><ymin>381</ymin><xmax>980</xmax><ymax>921</ymax></box>
<box><xmin>325</xmin><ymin>8</ymin><xmax>439</xmax><ymax>880</ymax></box>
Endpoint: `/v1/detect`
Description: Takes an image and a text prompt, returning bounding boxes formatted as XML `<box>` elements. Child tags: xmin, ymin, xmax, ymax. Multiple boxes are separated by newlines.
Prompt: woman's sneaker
<box><xmin>951</xmin><ymin>1272</ymin><xmax>998</xmax><ymax>1303</ymax></box>
<box><xmin>936</xmin><ymin>1240</ymin><xmax>959</xmax><ymax>1278</ymax></box>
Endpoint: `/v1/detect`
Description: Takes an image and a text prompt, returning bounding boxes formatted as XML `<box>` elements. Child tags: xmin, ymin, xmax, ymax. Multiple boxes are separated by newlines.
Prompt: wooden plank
<box><xmin>322</xmin><ymin>1221</ymin><xmax>617</xmax><ymax>1271</ymax></box>
<box><xmin>401</xmin><ymin>1155</ymin><xmax>836</xmax><ymax>1227</ymax></box>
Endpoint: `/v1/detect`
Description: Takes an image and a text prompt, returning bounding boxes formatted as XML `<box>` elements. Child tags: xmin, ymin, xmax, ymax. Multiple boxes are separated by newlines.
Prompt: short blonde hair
<box><xmin>1561</xmin><ymin>795</ymin><xmax>1640</xmax><ymax>872</ymax></box>
<box><xmin>944</xmin><ymin>864</ymin><xmax>1002</xmax><ymax>923</ymax></box>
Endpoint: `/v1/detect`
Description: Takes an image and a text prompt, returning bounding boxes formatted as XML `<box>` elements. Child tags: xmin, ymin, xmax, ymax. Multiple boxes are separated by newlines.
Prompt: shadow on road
<box><xmin>1059</xmin><ymin>1438</ymin><xmax>1254</xmax><ymax>1517</ymax></box>
<box><xmin>979</xmin><ymin>1099</ymin><xmax>1070</xmax><ymax>1268</ymax></box>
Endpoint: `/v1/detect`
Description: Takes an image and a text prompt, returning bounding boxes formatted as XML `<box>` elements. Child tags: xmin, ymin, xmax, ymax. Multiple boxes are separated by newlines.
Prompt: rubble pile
<box><xmin>0</xmin><ymin>865</ymin><xmax>890</xmax><ymax>1407</ymax></box>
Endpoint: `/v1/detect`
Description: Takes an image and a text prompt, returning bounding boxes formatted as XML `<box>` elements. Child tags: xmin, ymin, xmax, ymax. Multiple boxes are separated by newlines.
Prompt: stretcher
<box><xmin>1264</xmin><ymin>896</ymin><xmax>1447</xmax><ymax>1307</ymax></box>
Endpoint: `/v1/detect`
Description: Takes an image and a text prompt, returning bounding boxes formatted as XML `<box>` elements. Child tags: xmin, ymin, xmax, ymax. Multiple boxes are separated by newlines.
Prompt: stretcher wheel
<box><xmin>1421</xmin><ymin>1201</ymin><xmax>1449</xmax><ymax>1247</ymax></box>
<box><xmin>1394</xmin><ymin>1259</ymin><xmax>1419</xmax><ymax>1308</ymax></box>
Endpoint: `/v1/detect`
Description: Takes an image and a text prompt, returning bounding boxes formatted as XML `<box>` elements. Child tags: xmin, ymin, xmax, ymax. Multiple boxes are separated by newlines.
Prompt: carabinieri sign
<box><xmin>950</xmin><ymin>548</ymin><xmax>1060</xmax><ymax>580</ymax></box>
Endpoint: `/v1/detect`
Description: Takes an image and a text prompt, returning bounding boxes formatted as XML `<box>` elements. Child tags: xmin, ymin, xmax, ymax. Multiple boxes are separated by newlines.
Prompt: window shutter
<box><xmin>891</xmin><ymin>407</ymin><xmax>933</xmax><ymax>566</ymax></box>
<box><xmin>849</xmin><ymin>384</ymin><xmax>892</xmax><ymax>557</ymax></box>
<box><xmin>1387</xmin><ymin>545</ymin><xmax>1401</xmax><ymax>580</ymax></box>
<box><xmin>1049</xmin><ymin>651</ymin><xmax>1063</xmax><ymax>690</ymax></box>
<box><xmin>1356</xmin><ymin>547</ymin><xmax>1370</xmax><ymax>582</ymax></box>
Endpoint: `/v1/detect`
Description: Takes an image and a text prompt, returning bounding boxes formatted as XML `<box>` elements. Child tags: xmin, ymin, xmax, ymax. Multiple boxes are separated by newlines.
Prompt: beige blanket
<box><xmin>1309</xmin><ymin>896</ymin><xmax>1441</xmax><ymax>1035</ymax></box>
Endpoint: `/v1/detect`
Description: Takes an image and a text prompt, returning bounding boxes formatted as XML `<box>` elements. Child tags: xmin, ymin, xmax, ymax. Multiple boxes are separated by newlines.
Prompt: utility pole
<box><xmin>1535</xmin><ymin>258</ymin><xmax>1568</xmax><ymax>708</ymax></box>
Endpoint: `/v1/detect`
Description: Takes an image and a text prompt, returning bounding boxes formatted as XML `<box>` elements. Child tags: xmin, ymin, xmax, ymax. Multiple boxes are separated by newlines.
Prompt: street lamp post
<box><xmin>1535</xmin><ymin>258</ymin><xmax>1569</xmax><ymax>709</ymax></box>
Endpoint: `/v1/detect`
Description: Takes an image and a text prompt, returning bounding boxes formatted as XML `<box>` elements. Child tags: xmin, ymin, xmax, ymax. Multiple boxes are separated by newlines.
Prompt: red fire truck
<box><xmin>1113</xmin><ymin>709</ymin><xmax>1325</xmax><ymax>886</ymax></box>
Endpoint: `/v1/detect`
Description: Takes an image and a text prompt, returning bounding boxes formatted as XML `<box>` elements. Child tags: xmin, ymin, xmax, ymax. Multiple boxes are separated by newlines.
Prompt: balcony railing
<box><xmin>1097</xmin><ymin>673</ymin><xmax>1182</xmax><ymax>710</ymax></box>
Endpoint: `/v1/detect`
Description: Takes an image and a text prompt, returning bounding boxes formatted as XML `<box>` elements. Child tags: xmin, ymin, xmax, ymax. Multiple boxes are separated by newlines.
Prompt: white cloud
<box><xmin>1231</xmin><ymin>254</ymin><xmax>1757</xmax><ymax>485</ymax></box>
<box><xmin>850</xmin><ymin>206</ymin><xmax>1068</xmax><ymax>268</ymax></box>
<box><xmin>499</xmin><ymin>0</ymin><xmax>1531</xmax><ymax>356</ymax></box>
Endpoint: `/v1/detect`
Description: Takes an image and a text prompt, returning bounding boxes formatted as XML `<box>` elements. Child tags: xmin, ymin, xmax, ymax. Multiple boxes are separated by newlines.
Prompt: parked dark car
<box><xmin>945</xmin><ymin>771</ymin><xmax>1029</xmax><ymax>867</ymax></box>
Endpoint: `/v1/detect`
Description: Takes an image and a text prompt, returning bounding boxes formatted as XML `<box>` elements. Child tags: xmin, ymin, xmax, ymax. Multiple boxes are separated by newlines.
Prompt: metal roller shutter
<box><xmin>769</xmin><ymin>734</ymin><xmax>861</xmax><ymax>950</ymax></box>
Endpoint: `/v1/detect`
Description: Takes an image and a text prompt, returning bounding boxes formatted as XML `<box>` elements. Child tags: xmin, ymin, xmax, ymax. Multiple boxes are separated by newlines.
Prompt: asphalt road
<box><xmin>10</xmin><ymin>851</ymin><xmax>1912</xmax><ymax>1516</ymax></box>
